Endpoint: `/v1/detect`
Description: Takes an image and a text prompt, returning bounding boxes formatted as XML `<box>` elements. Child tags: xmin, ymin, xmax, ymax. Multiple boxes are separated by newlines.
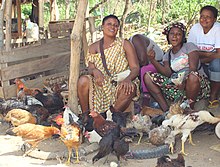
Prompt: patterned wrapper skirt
<box><xmin>147</xmin><ymin>71</ymin><xmax>210</xmax><ymax>102</ymax></box>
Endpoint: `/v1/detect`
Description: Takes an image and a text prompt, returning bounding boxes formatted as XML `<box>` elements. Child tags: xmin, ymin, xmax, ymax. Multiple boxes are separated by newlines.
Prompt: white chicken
<box><xmin>126</xmin><ymin>114</ymin><xmax>152</xmax><ymax>144</ymax></box>
<box><xmin>84</xmin><ymin>130</ymin><xmax>102</xmax><ymax>143</ymax></box>
<box><xmin>215</xmin><ymin>121</ymin><xmax>220</xmax><ymax>139</ymax></box>
<box><xmin>162</xmin><ymin>110</ymin><xmax>220</xmax><ymax>155</ymax></box>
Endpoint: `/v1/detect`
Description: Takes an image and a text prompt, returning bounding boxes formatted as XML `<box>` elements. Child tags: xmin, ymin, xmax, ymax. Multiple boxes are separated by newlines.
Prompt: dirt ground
<box><xmin>0</xmin><ymin>99</ymin><xmax>220</xmax><ymax>167</ymax></box>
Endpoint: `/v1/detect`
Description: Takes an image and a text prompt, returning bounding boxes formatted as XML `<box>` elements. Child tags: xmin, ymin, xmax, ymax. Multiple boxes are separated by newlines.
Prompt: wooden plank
<box><xmin>0</xmin><ymin>87</ymin><xmax>4</xmax><ymax>98</ymax></box>
<box><xmin>2</xmin><ymin>71</ymin><xmax>69</xmax><ymax>99</ymax></box>
<box><xmin>0</xmin><ymin>38</ymin><xmax>70</xmax><ymax>63</ymax></box>
<box><xmin>1</xmin><ymin>52</ymin><xmax>70</xmax><ymax>81</ymax></box>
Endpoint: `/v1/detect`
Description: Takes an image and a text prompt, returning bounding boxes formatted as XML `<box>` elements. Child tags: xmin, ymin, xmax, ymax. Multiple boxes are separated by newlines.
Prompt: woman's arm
<box><xmin>188</xmin><ymin>50</ymin><xmax>199</xmax><ymax>72</ymax></box>
<box><xmin>123</xmin><ymin>39</ymin><xmax>140</xmax><ymax>81</ymax></box>
<box><xmin>147</xmin><ymin>48</ymin><xmax>172</xmax><ymax>77</ymax></box>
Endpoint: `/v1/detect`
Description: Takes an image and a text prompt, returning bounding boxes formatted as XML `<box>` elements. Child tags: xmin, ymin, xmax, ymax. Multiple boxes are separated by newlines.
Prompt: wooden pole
<box><xmin>68</xmin><ymin>0</ymin><xmax>88</xmax><ymax>114</ymax></box>
<box><xmin>0</xmin><ymin>0</ymin><xmax>6</xmax><ymax>49</ymax></box>
<box><xmin>5</xmin><ymin>0</ymin><xmax>12</xmax><ymax>51</ymax></box>
<box><xmin>16</xmin><ymin>0</ymin><xmax>22</xmax><ymax>37</ymax></box>
<box><xmin>38</xmin><ymin>0</ymin><xmax>44</xmax><ymax>40</ymax></box>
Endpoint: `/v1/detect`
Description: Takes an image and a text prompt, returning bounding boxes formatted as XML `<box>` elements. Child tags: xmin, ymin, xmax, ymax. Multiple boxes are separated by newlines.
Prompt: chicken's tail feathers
<box><xmin>5</xmin><ymin>128</ymin><xmax>16</xmax><ymax>136</ymax></box>
<box><xmin>199</xmin><ymin>110</ymin><xmax>220</xmax><ymax>124</ymax></box>
<box><xmin>120</xmin><ymin>127</ymin><xmax>138</xmax><ymax>137</ymax></box>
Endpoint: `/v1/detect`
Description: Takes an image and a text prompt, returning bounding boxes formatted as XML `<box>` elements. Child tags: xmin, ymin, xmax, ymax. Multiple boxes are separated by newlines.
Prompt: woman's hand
<box><xmin>93</xmin><ymin>68</ymin><xmax>105</xmax><ymax>87</ymax></box>
<box><xmin>147</xmin><ymin>46</ymin><xmax>156</xmax><ymax>61</ymax></box>
<box><xmin>118</xmin><ymin>78</ymin><xmax>135</xmax><ymax>95</ymax></box>
<box><xmin>175</xmin><ymin>82</ymin><xmax>185</xmax><ymax>90</ymax></box>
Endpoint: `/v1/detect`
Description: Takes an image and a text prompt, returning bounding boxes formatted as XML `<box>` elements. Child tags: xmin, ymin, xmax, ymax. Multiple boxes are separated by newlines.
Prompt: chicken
<box><xmin>84</xmin><ymin>130</ymin><xmax>102</xmax><ymax>143</ymax></box>
<box><xmin>89</xmin><ymin>111</ymin><xmax>121</xmax><ymax>164</ymax></box>
<box><xmin>126</xmin><ymin>114</ymin><xmax>152</xmax><ymax>144</ymax></box>
<box><xmin>89</xmin><ymin>110</ymin><xmax>120</xmax><ymax>137</ymax></box>
<box><xmin>15</xmin><ymin>78</ymin><xmax>40</xmax><ymax>97</ymax></box>
<box><xmin>33</xmin><ymin>89</ymin><xmax>64</xmax><ymax>114</ymax></box>
<box><xmin>149</xmin><ymin>125</ymin><xmax>171</xmax><ymax>146</ymax></box>
<box><xmin>6</xmin><ymin>123</ymin><xmax>60</xmax><ymax>156</ymax></box>
<box><xmin>113</xmin><ymin>136</ymin><xmax>132</xmax><ymax>166</ymax></box>
<box><xmin>156</xmin><ymin>154</ymin><xmax>185</xmax><ymax>167</ymax></box>
<box><xmin>4</xmin><ymin>108</ymin><xmax>36</xmax><ymax>126</ymax></box>
<box><xmin>215</xmin><ymin>121</ymin><xmax>220</xmax><ymax>139</ymax></box>
<box><xmin>140</xmin><ymin>106</ymin><xmax>164</xmax><ymax>118</ymax></box>
<box><xmin>55</xmin><ymin>106</ymin><xmax>82</xmax><ymax>164</ymax></box>
<box><xmin>162</xmin><ymin>110</ymin><xmax>220</xmax><ymax>155</ymax></box>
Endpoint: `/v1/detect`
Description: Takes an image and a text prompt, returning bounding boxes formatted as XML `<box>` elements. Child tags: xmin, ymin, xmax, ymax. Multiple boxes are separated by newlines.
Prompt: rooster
<box><xmin>126</xmin><ymin>114</ymin><xmax>152</xmax><ymax>144</ymax></box>
<box><xmin>6</xmin><ymin>123</ymin><xmax>60</xmax><ymax>156</ymax></box>
<box><xmin>4</xmin><ymin>108</ymin><xmax>37</xmax><ymax>126</ymax></box>
<box><xmin>156</xmin><ymin>154</ymin><xmax>185</xmax><ymax>167</ymax></box>
<box><xmin>55</xmin><ymin>106</ymin><xmax>83</xmax><ymax>164</ymax></box>
<box><xmin>162</xmin><ymin>110</ymin><xmax>220</xmax><ymax>155</ymax></box>
<box><xmin>15</xmin><ymin>78</ymin><xmax>40</xmax><ymax>97</ymax></box>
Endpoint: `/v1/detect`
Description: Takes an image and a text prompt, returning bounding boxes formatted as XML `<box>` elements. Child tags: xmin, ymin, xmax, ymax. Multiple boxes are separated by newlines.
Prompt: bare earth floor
<box><xmin>0</xmin><ymin>99</ymin><xmax>220</xmax><ymax>167</ymax></box>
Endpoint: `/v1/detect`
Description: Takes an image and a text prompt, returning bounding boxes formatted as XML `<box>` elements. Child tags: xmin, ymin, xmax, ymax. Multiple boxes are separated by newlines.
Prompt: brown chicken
<box><xmin>15</xmin><ymin>78</ymin><xmax>39</xmax><ymax>97</ymax></box>
<box><xmin>6</xmin><ymin>123</ymin><xmax>60</xmax><ymax>156</ymax></box>
<box><xmin>4</xmin><ymin>108</ymin><xmax>37</xmax><ymax>126</ymax></box>
<box><xmin>55</xmin><ymin>107</ymin><xmax>81</xmax><ymax>165</ymax></box>
<box><xmin>156</xmin><ymin>154</ymin><xmax>185</xmax><ymax>167</ymax></box>
<box><xmin>33</xmin><ymin>89</ymin><xmax>64</xmax><ymax>114</ymax></box>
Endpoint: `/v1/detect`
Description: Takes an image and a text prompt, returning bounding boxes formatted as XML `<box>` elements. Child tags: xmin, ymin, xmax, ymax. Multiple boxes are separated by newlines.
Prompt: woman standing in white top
<box><xmin>188</xmin><ymin>5</ymin><xmax>220</xmax><ymax>108</ymax></box>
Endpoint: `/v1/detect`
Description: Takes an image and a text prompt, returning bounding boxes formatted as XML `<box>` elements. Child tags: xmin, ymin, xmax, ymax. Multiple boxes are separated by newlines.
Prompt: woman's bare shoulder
<box><xmin>88</xmin><ymin>41</ymin><xmax>100</xmax><ymax>54</ymax></box>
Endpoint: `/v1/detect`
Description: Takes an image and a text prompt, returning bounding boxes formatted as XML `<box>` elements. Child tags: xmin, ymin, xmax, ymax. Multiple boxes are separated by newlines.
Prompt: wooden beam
<box><xmin>5</xmin><ymin>0</ymin><xmax>13</xmax><ymax>51</ymax></box>
<box><xmin>16</xmin><ymin>0</ymin><xmax>22</xmax><ymax>37</ymax></box>
<box><xmin>38</xmin><ymin>0</ymin><xmax>44</xmax><ymax>39</ymax></box>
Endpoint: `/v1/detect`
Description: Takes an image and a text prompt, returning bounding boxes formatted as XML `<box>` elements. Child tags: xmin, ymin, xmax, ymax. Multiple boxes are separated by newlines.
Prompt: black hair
<box><xmin>200</xmin><ymin>5</ymin><xmax>218</xmax><ymax>18</ymax></box>
<box><xmin>102</xmin><ymin>14</ymin><xmax>120</xmax><ymax>25</ymax></box>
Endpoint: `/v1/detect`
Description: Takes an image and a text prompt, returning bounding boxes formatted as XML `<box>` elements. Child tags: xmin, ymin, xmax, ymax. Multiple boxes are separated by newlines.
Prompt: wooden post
<box><xmin>38</xmin><ymin>0</ymin><xmax>44</xmax><ymax>40</ymax></box>
<box><xmin>16</xmin><ymin>0</ymin><xmax>22</xmax><ymax>38</ymax></box>
<box><xmin>68</xmin><ymin>0</ymin><xmax>88</xmax><ymax>114</ymax></box>
<box><xmin>5</xmin><ymin>0</ymin><xmax>12</xmax><ymax>51</ymax></box>
<box><xmin>0</xmin><ymin>0</ymin><xmax>6</xmax><ymax>49</ymax></box>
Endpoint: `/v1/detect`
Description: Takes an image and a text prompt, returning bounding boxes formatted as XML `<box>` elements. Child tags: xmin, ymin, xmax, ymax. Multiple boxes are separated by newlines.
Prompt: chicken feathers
<box><xmin>162</xmin><ymin>110</ymin><xmax>220</xmax><ymax>155</ymax></box>
<box><xmin>6</xmin><ymin>123</ymin><xmax>60</xmax><ymax>156</ymax></box>
<box><xmin>4</xmin><ymin>109</ymin><xmax>37</xmax><ymax>126</ymax></box>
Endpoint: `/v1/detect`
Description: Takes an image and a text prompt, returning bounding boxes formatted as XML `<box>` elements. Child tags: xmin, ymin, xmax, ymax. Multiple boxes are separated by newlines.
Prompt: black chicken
<box><xmin>33</xmin><ymin>89</ymin><xmax>64</xmax><ymax>114</ymax></box>
<box><xmin>90</xmin><ymin>111</ymin><xmax>130</xmax><ymax>165</ymax></box>
<box><xmin>113</xmin><ymin>136</ymin><xmax>132</xmax><ymax>166</ymax></box>
<box><xmin>156</xmin><ymin>154</ymin><xmax>185</xmax><ymax>167</ymax></box>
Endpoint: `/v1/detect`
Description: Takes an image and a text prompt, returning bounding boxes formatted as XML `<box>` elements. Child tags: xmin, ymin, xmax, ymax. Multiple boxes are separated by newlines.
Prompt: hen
<box><xmin>162</xmin><ymin>110</ymin><xmax>220</xmax><ymax>155</ymax></box>
<box><xmin>55</xmin><ymin>106</ymin><xmax>82</xmax><ymax>164</ymax></box>
<box><xmin>89</xmin><ymin>111</ymin><xmax>122</xmax><ymax>164</ymax></box>
<box><xmin>33</xmin><ymin>89</ymin><xmax>64</xmax><ymax>114</ymax></box>
<box><xmin>156</xmin><ymin>154</ymin><xmax>185</xmax><ymax>167</ymax></box>
<box><xmin>149</xmin><ymin>125</ymin><xmax>171</xmax><ymax>146</ymax></box>
<box><xmin>126</xmin><ymin>114</ymin><xmax>152</xmax><ymax>144</ymax></box>
<box><xmin>4</xmin><ymin>108</ymin><xmax>37</xmax><ymax>126</ymax></box>
<box><xmin>6</xmin><ymin>123</ymin><xmax>60</xmax><ymax>156</ymax></box>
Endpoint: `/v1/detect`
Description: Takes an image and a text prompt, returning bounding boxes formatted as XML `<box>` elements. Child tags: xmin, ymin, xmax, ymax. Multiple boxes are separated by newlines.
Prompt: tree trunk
<box><xmin>147</xmin><ymin>0</ymin><xmax>153</xmax><ymax>32</ymax></box>
<box><xmin>119</xmin><ymin>0</ymin><xmax>130</xmax><ymax>37</ymax></box>
<box><xmin>5</xmin><ymin>0</ymin><xmax>12</xmax><ymax>51</ymax></box>
<box><xmin>68</xmin><ymin>0</ymin><xmax>88</xmax><ymax>114</ymax></box>
<box><xmin>50</xmin><ymin>0</ymin><xmax>59</xmax><ymax>21</ymax></box>
<box><xmin>65</xmin><ymin>0</ymin><xmax>70</xmax><ymax>19</ymax></box>
<box><xmin>0</xmin><ymin>0</ymin><xmax>6</xmax><ymax>49</ymax></box>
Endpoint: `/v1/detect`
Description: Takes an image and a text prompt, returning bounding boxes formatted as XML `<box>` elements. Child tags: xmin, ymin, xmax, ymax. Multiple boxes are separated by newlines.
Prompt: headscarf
<box><xmin>162</xmin><ymin>22</ymin><xmax>187</xmax><ymax>43</ymax></box>
<box><xmin>162</xmin><ymin>22</ymin><xmax>186</xmax><ymax>35</ymax></box>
